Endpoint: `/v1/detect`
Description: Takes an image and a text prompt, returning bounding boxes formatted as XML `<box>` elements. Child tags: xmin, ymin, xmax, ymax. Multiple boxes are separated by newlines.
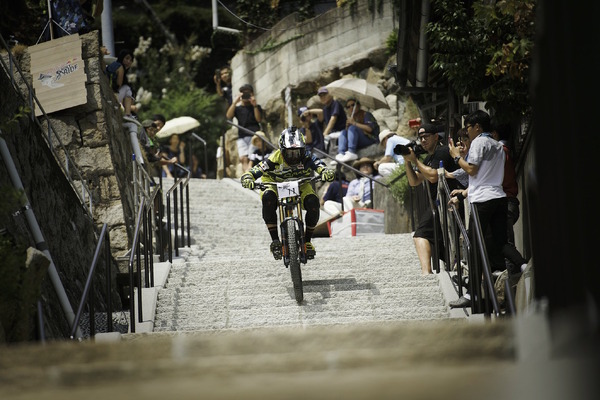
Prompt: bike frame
<box><xmin>257</xmin><ymin>176</ymin><xmax>317</xmax><ymax>266</ymax></box>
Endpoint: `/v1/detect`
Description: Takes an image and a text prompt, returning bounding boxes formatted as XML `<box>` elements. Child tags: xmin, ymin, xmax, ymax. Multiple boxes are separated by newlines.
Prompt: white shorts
<box><xmin>377</xmin><ymin>162</ymin><xmax>399</xmax><ymax>177</ymax></box>
<box><xmin>117</xmin><ymin>84</ymin><xmax>134</xmax><ymax>103</ymax></box>
<box><xmin>237</xmin><ymin>136</ymin><xmax>256</xmax><ymax>158</ymax></box>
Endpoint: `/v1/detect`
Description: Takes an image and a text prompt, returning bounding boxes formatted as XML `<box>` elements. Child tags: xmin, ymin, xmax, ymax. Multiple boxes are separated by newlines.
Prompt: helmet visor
<box><xmin>284</xmin><ymin>148</ymin><xmax>302</xmax><ymax>165</ymax></box>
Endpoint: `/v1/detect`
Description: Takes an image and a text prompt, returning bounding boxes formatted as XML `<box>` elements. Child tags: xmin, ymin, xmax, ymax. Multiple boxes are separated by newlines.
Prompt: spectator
<box><xmin>191</xmin><ymin>154</ymin><xmax>207</xmax><ymax>179</ymax></box>
<box><xmin>226</xmin><ymin>83</ymin><xmax>263</xmax><ymax>173</ymax></box>
<box><xmin>343</xmin><ymin>157</ymin><xmax>381</xmax><ymax>210</ymax></box>
<box><xmin>448</xmin><ymin>110</ymin><xmax>528</xmax><ymax>308</ymax></box>
<box><xmin>249</xmin><ymin>130</ymin><xmax>273</xmax><ymax>167</ymax></box>
<box><xmin>373</xmin><ymin>129</ymin><xmax>412</xmax><ymax>177</ymax></box>
<box><xmin>445</xmin><ymin>128</ymin><xmax>470</xmax><ymax>189</ymax></box>
<box><xmin>140</xmin><ymin>119</ymin><xmax>160</xmax><ymax>161</ymax></box>
<box><xmin>491</xmin><ymin>123</ymin><xmax>520</xmax><ymax>245</ymax></box>
<box><xmin>321</xmin><ymin>170</ymin><xmax>349</xmax><ymax>216</ymax></box>
<box><xmin>160</xmin><ymin>134</ymin><xmax>186</xmax><ymax>178</ymax></box>
<box><xmin>335</xmin><ymin>99</ymin><xmax>380</xmax><ymax>163</ymax></box>
<box><xmin>306</xmin><ymin>87</ymin><xmax>347</xmax><ymax>154</ymax></box>
<box><xmin>106</xmin><ymin>49</ymin><xmax>136</xmax><ymax>117</ymax></box>
<box><xmin>153</xmin><ymin>114</ymin><xmax>166</xmax><ymax>131</ymax></box>
<box><xmin>214</xmin><ymin>66</ymin><xmax>233</xmax><ymax>106</ymax></box>
<box><xmin>298</xmin><ymin>106</ymin><xmax>326</xmax><ymax>156</ymax></box>
<box><xmin>402</xmin><ymin>123</ymin><xmax>462</xmax><ymax>275</ymax></box>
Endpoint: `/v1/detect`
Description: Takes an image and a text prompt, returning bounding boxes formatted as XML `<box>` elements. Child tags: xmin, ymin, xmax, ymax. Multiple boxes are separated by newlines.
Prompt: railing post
<box><xmin>173</xmin><ymin>187</ymin><xmax>179</xmax><ymax>257</ymax></box>
<box><xmin>179</xmin><ymin>183</ymin><xmax>185</xmax><ymax>248</ymax></box>
<box><xmin>166</xmin><ymin>194</ymin><xmax>172</xmax><ymax>263</ymax></box>
<box><xmin>143</xmin><ymin>202</ymin><xmax>150</xmax><ymax>289</ymax></box>
<box><xmin>186</xmin><ymin>184</ymin><xmax>191</xmax><ymax>247</ymax></box>
<box><xmin>105</xmin><ymin>229</ymin><xmax>113</xmax><ymax>333</ymax></box>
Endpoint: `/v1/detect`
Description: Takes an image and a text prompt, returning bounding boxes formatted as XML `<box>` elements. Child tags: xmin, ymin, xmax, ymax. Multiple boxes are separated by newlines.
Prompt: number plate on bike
<box><xmin>277</xmin><ymin>181</ymin><xmax>299</xmax><ymax>199</ymax></box>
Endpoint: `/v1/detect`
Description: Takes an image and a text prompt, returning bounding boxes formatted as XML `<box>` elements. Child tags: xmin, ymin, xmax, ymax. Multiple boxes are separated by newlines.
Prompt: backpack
<box><xmin>106</xmin><ymin>61</ymin><xmax>122</xmax><ymax>92</ymax></box>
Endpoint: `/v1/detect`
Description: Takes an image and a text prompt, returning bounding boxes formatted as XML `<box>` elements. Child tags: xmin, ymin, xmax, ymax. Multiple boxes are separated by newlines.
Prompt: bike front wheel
<box><xmin>285</xmin><ymin>219</ymin><xmax>303</xmax><ymax>303</ymax></box>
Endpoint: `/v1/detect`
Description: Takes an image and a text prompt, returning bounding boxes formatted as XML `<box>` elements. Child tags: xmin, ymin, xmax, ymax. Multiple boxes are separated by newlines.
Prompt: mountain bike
<box><xmin>255</xmin><ymin>175</ymin><xmax>319</xmax><ymax>303</ymax></box>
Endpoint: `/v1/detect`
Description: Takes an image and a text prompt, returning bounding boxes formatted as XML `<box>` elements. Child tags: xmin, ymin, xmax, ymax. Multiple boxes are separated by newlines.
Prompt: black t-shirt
<box><xmin>423</xmin><ymin>144</ymin><xmax>462</xmax><ymax>199</ymax></box>
<box><xmin>234</xmin><ymin>104</ymin><xmax>262</xmax><ymax>137</ymax></box>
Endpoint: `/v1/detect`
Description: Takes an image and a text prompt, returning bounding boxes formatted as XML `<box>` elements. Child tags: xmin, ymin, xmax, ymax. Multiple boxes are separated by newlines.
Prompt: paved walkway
<box><xmin>153</xmin><ymin>178</ymin><xmax>463</xmax><ymax>333</ymax></box>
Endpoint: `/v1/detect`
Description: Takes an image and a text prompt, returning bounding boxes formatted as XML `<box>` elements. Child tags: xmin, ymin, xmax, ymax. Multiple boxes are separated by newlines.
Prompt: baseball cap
<box><xmin>297</xmin><ymin>106</ymin><xmax>308</xmax><ymax>116</ymax></box>
<box><xmin>419</xmin><ymin>123</ymin><xmax>445</xmax><ymax>138</ymax></box>
<box><xmin>317</xmin><ymin>86</ymin><xmax>328</xmax><ymax>95</ymax></box>
<box><xmin>142</xmin><ymin>119</ymin><xmax>156</xmax><ymax>129</ymax></box>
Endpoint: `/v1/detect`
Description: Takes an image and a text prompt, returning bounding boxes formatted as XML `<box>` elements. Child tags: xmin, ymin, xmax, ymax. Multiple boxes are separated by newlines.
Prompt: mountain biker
<box><xmin>240</xmin><ymin>126</ymin><xmax>335</xmax><ymax>260</ymax></box>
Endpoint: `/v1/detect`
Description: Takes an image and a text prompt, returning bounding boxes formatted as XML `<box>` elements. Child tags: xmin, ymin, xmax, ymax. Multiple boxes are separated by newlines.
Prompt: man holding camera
<box><xmin>402</xmin><ymin>123</ymin><xmax>462</xmax><ymax>274</ymax></box>
<box><xmin>226</xmin><ymin>84</ymin><xmax>263</xmax><ymax>173</ymax></box>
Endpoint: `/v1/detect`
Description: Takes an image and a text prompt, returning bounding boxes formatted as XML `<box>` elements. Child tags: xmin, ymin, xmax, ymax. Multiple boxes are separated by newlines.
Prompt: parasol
<box><xmin>325</xmin><ymin>78</ymin><xmax>389</xmax><ymax>110</ymax></box>
<box><xmin>155</xmin><ymin>116</ymin><xmax>200</xmax><ymax>139</ymax></box>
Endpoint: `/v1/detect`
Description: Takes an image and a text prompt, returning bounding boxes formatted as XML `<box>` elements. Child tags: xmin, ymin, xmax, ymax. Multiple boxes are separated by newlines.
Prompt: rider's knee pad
<box><xmin>303</xmin><ymin>194</ymin><xmax>320</xmax><ymax>227</ymax></box>
<box><xmin>262</xmin><ymin>190</ymin><xmax>278</xmax><ymax>224</ymax></box>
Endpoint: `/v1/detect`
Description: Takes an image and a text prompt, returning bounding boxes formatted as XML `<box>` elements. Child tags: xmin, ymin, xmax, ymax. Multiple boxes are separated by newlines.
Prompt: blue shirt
<box><xmin>323</xmin><ymin>100</ymin><xmax>347</xmax><ymax>132</ymax></box>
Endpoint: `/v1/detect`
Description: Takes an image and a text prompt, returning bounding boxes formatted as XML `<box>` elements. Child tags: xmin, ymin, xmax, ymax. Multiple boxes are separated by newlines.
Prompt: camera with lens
<box><xmin>241</xmin><ymin>92</ymin><xmax>251</xmax><ymax>100</ymax></box>
<box><xmin>394</xmin><ymin>141</ymin><xmax>426</xmax><ymax>156</ymax></box>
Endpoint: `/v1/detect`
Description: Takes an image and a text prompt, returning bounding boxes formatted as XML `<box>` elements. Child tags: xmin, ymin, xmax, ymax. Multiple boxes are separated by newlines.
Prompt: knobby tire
<box><xmin>286</xmin><ymin>219</ymin><xmax>303</xmax><ymax>303</ymax></box>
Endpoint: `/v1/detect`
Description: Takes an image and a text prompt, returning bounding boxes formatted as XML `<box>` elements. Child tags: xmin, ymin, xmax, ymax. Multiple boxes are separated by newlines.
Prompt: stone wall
<box><xmin>230</xmin><ymin>1</ymin><xmax>399</xmax><ymax>140</ymax></box>
<box><xmin>0</xmin><ymin>71</ymin><xmax>120</xmax><ymax>340</ymax></box>
<box><xmin>0</xmin><ymin>30</ymin><xmax>137</xmax><ymax>339</ymax></box>
<box><xmin>16</xmin><ymin>31</ymin><xmax>137</xmax><ymax>256</ymax></box>
<box><xmin>232</xmin><ymin>2</ymin><xmax>395</xmax><ymax>110</ymax></box>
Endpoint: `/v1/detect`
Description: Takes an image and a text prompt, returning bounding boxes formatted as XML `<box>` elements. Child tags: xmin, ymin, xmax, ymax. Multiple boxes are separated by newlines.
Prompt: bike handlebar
<box><xmin>254</xmin><ymin>175</ymin><xmax>320</xmax><ymax>191</ymax></box>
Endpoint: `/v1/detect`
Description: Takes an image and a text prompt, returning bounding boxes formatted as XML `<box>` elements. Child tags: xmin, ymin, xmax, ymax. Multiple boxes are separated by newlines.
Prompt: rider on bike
<box><xmin>240</xmin><ymin>126</ymin><xmax>335</xmax><ymax>260</ymax></box>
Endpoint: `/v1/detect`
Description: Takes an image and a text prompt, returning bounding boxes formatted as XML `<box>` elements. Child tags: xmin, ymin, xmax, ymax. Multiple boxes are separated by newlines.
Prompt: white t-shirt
<box><xmin>467</xmin><ymin>133</ymin><xmax>506</xmax><ymax>203</ymax></box>
<box><xmin>385</xmin><ymin>135</ymin><xmax>411</xmax><ymax>164</ymax></box>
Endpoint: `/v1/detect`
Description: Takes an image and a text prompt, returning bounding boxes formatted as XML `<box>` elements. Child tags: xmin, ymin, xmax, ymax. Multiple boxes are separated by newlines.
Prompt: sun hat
<box><xmin>378</xmin><ymin>129</ymin><xmax>395</xmax><ymax>144</ymax></box>
<box><xmin>353</xmin><ymin>157</ymin><xmax>375</xmax><ymax>169</ymax></box>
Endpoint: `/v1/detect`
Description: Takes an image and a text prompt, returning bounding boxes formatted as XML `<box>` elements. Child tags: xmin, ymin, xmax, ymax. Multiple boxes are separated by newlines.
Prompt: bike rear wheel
<box><xmin>286</xmin><ymin>219</ymin><xmax>303</xmax><ymax>303</ymax></box>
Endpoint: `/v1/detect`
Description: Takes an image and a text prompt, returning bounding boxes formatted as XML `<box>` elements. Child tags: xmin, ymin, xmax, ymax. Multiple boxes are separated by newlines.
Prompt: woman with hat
<box><xmin>343</xmin><ymin>157</ymin><xmax>381</xmax><ymax>210</ymax></box>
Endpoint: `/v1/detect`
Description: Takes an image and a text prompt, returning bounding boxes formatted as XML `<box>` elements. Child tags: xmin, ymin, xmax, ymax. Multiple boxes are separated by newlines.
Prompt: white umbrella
<box><xmin>155</xmin><ymin>116</ymin><xmax>200</xmax><ymax>139</ymax></box>
<box><xmin>325</xmin><ymin>78</ymin><xmax>389</xmax><ymax>110</ymax></box>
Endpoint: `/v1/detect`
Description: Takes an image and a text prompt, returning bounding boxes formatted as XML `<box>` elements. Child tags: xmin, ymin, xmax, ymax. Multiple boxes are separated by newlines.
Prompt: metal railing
<box><xmin>164</xmin><ymin>163</ymin><xmax>191</xmax><ymax>263</ymax></box>
<box><xmin>0</xmin><ymin>34</ymin><xmax>94</xmax><ymax>218</ymax></box>
<box><xmin>430</xmin><ymin>173</ymin><xmax>515</xmax><ymax>317</ymax></box>
<box><xmin>70</xmin><ymin>223</ymin><xmax>113</xmax><ymax>339</ymax></box>
<box><xmin>127</xmin><ymin>180</ymin><xmax>162</xmax><ymax>333</ymax></box>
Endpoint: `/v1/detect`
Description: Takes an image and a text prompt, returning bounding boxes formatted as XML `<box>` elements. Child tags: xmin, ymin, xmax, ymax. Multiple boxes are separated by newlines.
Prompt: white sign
<box><xmin>29</xmin><ymin>34</ymin><xmax>87</xmax><ymax>116</ymax></box>
<box><xmin>277</xmin><ymin>181</ymin><xmax>299</xmax><ymax>199</ymax></box>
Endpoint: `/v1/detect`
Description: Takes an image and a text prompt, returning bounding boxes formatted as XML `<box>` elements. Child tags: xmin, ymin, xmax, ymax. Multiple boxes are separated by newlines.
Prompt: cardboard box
<box><xmin>328</xmin><ymin>208</ymin><xmax>385</xmax><ymax>237</ymax></box>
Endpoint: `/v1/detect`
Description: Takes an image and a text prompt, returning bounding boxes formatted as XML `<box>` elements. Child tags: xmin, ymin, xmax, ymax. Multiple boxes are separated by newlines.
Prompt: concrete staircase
<box><xmin>153</xmin><ymin>178</ymin><xmax>451</xmax><ymax>332</ymax></box>
<box><xmin>1</xmin><ymin>179</ymin><xmax>597</xmax><ymax>399</ymax></box>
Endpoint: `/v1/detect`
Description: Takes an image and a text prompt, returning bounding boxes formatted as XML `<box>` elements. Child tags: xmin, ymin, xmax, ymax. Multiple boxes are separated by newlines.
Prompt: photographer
<box><xmin>226</xmin><ymin>84</ymin><xmax>263</xmax><ymax>173</ymax></box>
<box><xmin>298</xmin><ymin>106</ymin><xmax>325</xmax><ymax>155</ymax></box>
<box><xmin>402</xmin><ymin>123</ymin><xmax>462</xmax><ymax>274</ymax></box>
<box><xmin>373</xmin><ymin>129</ymin><xmax>412</xmax><ymax>176</ymax></box>
<box><xmin>214</xmin><ymin>67</ymin><xmax>232</xmax><ymax>106</ymax></box>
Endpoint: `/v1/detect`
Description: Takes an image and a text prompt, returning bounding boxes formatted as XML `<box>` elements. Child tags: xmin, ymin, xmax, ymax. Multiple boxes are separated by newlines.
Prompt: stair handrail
<box><xmin>70</xmin><ymin>223</ymin><xmax>113</xmax><ymax>340</ymax></box>
<box><xmin>127</xmin><ymin>182</ymin><xmax>162</xmax><ymax>333</ymax></box>
<box><xmin>437</xmin><ymin>174</ymin><xmax>504</xmax><ymax>317</ymax></box>
<box><xmin>164</xmin><ymin>163</ymin><xmax>191</xmax><ymax>263</ymax></box>
<box><xmin>0</xmin><ymin>33</ymin><xmax>94</xmax><ymax>218</ymax></box>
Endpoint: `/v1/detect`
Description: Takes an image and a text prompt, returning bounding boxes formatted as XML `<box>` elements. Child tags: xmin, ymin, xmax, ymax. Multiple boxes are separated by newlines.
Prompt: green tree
<box><xmin>427</xmin><ymin>0</ymin><xmax>536</xmax><ymax>123</ymax></box>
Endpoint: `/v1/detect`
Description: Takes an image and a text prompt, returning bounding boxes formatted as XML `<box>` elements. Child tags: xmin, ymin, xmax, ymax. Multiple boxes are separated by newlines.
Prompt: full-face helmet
<box><xmin>279</xmin><ymin>126</ymin><xmax>306</xmax><ymax>166</ymax></box>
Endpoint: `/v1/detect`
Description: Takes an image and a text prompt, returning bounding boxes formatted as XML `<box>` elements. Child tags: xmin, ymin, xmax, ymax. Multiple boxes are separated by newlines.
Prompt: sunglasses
<box><xmin>346</xmin><ymin>103</ymin><xmax>356</xmax><ymax>109</ymax></box>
